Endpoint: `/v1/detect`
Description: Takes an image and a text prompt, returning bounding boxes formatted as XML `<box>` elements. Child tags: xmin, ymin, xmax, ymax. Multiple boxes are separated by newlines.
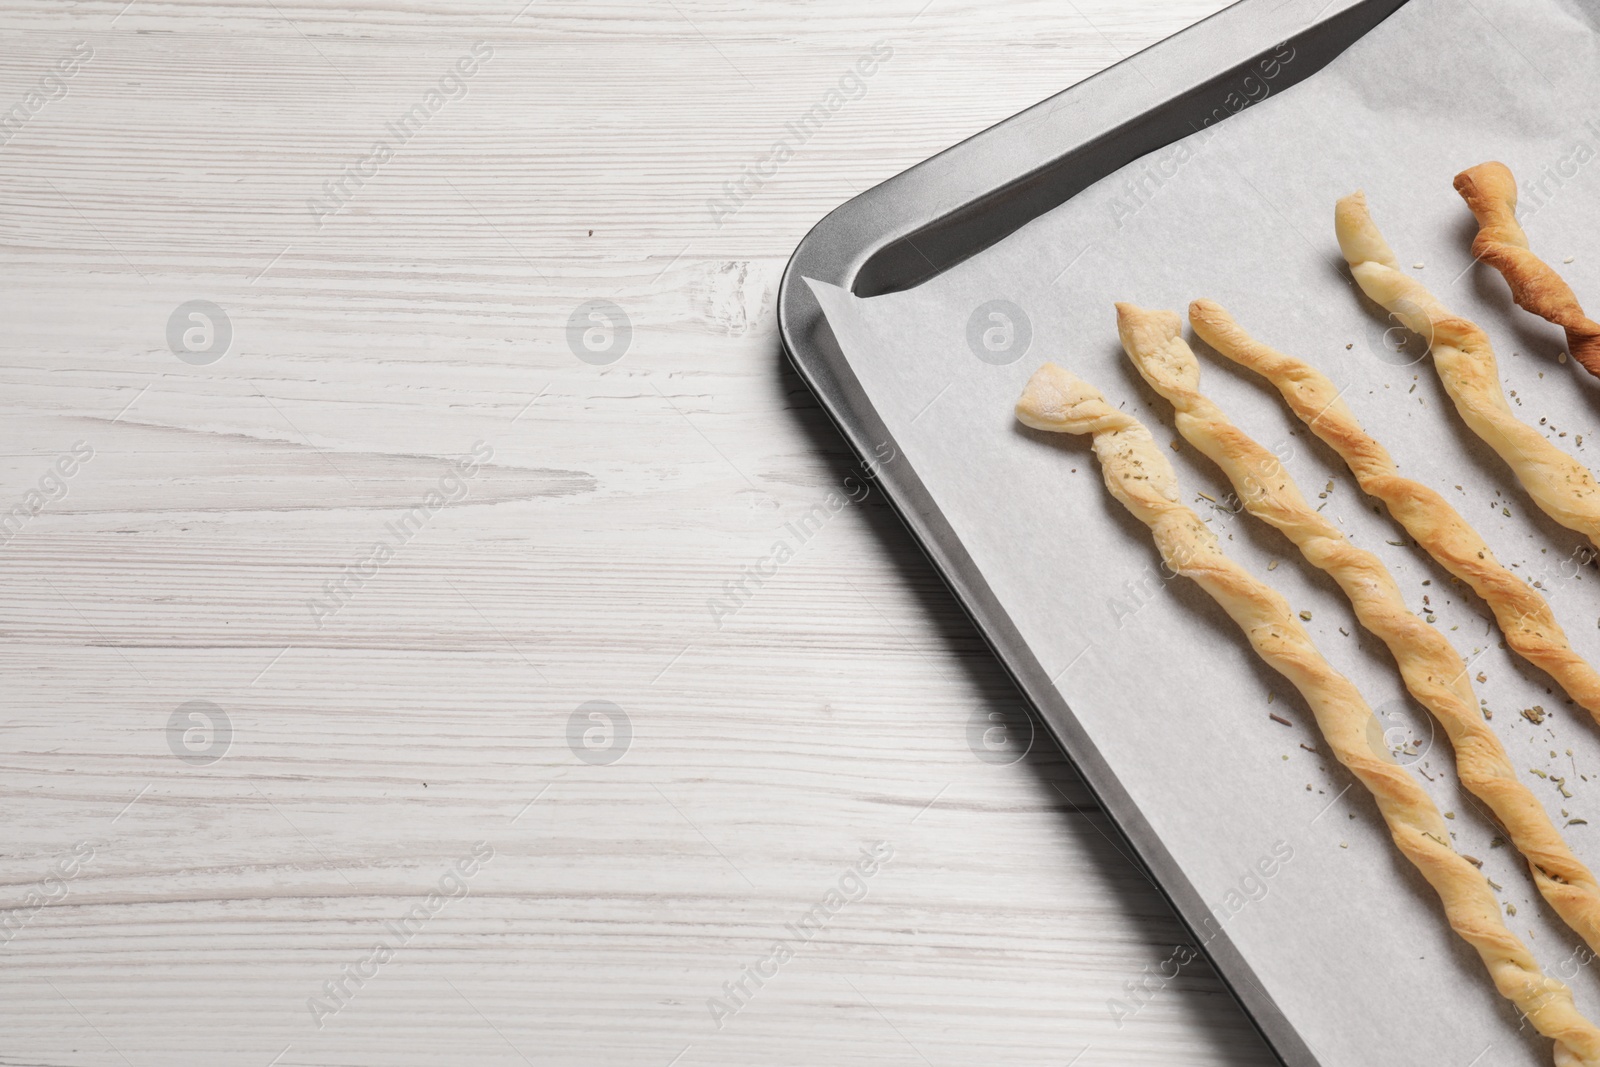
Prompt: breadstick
<box><xmin>1015</xmin><ymin>364</ymin><xmax>1600</xmax><ymax>1066</ymax></box>
<box><xmin>1336</xmin><ymin>190</ymin><xmax>1600</xmax><ymax>549</ymax></box>
<box><xmin>1454</xmin><ymin>162</ymin><xmax>1600</xmax><ymax>379</ymax></box>
<box><xmin>1117</xmin><ymin>300</ymin><xmax>1600</xmax><ymax>959</ymax></box>
<box><xmin>1188</xmin><ymin>298</ymin><xmax>1600</xmax><ymax>724</ymax></box>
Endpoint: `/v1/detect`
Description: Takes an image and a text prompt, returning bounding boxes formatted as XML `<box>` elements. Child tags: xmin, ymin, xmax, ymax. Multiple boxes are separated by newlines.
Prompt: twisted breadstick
<box><xmin>1454</xmin><ymin>162</ymin><xmax>1600</xmax><ymax>379</ymax></box>
<box><xmin>1015</xmin><ymin>364</ymin><xmax>1600</xmax><ymax>1066</ymax></box>
<box><xmin>1337</xmin><ymin>190</ymin><xmax>1600</xmax><ymax>549</ymax></box>
<box><xmin>1117</xmin><ymin>300</ymin><xmax>1600</xmax><ymax>960</ymax></box>
<box><xmin>1188</xmin><ymin>298</ymin><xmax>1600</xmax><ymax>723</ymax></box>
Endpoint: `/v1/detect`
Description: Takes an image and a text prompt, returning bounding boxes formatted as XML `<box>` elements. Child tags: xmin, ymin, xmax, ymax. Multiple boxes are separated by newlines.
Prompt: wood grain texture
<box><xmin>0</xmin><ymin>1</ymin><xmax>1266</xmax><ymax>1064</ymax></box>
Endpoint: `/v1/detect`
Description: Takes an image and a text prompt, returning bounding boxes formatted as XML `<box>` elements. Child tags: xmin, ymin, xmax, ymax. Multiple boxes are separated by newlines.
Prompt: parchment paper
<box><xmin>810</xmin><ymin>0</ymin><xmax>1600</xmax><ymax>1062</ymax></box>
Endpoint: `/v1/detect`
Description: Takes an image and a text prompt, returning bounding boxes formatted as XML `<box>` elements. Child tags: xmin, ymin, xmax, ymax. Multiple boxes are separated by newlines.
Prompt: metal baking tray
<box><xmin>776</xmin><ymin>1</ymin><xmax>1413</xmax><ymax>1063</ymax></box>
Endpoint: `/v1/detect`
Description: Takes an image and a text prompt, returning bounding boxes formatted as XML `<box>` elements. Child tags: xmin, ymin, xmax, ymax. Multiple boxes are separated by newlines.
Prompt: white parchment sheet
<box><xmin>811</xmin><ymin>0</ymin><xmax>1600</xmax><ymax>1062</ymax></box>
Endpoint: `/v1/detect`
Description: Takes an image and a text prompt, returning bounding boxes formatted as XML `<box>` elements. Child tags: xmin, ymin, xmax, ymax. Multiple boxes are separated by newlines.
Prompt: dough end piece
<box><xmin>1336</xmin><ymin>190</ymin><xmax>1400</xmax><ymax>272</ymax></box>
<box><xmin>1454</xmin><ymin>160</ymin><xmax>1600</xmax><ymax>379</ymax></box>
<box><xmin>1016</xmin><ymin>363</ymin><xmax>1117</xmax><ymax>434</ymax></box>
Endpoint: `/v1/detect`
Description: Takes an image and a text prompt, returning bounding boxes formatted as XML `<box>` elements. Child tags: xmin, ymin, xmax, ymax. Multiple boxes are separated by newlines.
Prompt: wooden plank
<box><xmin>0</xmin><ymin>2</ymin><xmax>1271</xmax><ymax>1064</ymax></box>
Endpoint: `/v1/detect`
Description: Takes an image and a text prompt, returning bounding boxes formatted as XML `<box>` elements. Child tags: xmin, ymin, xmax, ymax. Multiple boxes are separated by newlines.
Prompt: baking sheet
<box><xmin>809</xmin><ymin>0</ymin><xmax>1600</xmax><ymax>1062</ymax></box>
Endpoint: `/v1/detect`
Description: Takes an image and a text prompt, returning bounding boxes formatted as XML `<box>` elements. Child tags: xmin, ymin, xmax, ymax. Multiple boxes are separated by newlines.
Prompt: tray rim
<box><xmin>774</xmin><ymin>1</ymin><xmax>1418</xmax><ymax>1064</ymax></box>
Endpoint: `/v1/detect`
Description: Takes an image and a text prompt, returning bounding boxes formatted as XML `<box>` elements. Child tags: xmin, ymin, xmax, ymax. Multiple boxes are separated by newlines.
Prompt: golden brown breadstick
<box><xmin>1454</xmin><ymin>162</ymin><xmax>1600</xmax><ymax>379</ymax></box>
<box><xmin>1015</xmin><ymin>364</ymin><xmax>1600</xmax><ymax>1066</ymax></box>
<box><xmin>1188</xmin><ymin>297</ymin><xmax>1600</xmax><ymax>724</ymax></box>
<box><xmin>1337</xmin><ymin>190</ymin><xmax>1600</xmax><ymax>550</ymax></box>
<box><xmin>1117</xmin><ymin>301</ymin><xmax>1600</xmax><ymax>959</ymax></box>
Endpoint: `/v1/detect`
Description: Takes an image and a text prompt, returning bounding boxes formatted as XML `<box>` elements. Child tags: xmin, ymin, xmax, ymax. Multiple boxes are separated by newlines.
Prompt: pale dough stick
<box><xmin>1337</xmin><ymin>190</ymin><xmax>1600</xmax><ymax>550</ymax></box>
<box><xmin>1454</xmin><ymin>162</ymin><xmax>1600</xmax><ymax>379</ymax></box>
<box><xmin>1014</xmin><ymin>364</ymin><xmax>1600</xmax><ymax>1066</ymax></box>
<box><xmin>1188</xmin><ymin>297</ymin><xmax>1600</xmax><ymax>723</ymax></box>
<box><xmin>1118</xmin><ymin>300</ymin><xmax>1600</xmax><ymax>960</ymax></box>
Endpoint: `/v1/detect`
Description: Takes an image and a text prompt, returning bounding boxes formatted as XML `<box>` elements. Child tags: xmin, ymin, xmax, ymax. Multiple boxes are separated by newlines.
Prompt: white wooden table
<box><xmin>1</xmin><ymin>2</ymin><xmax>1275</xmax><ymax>1063</ymax></box>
